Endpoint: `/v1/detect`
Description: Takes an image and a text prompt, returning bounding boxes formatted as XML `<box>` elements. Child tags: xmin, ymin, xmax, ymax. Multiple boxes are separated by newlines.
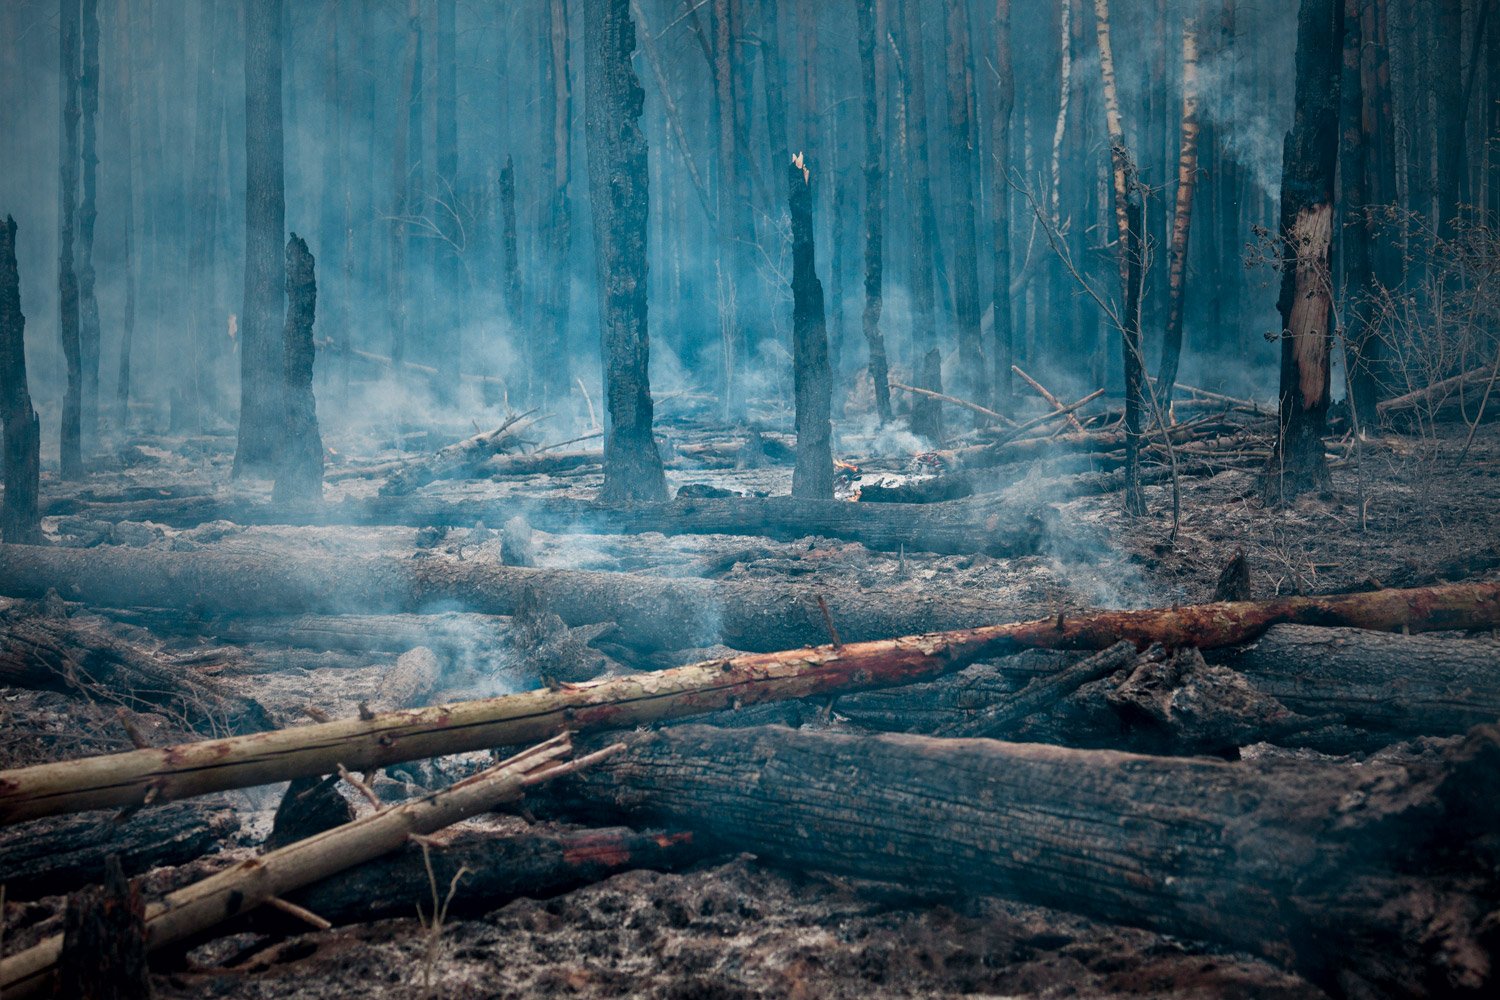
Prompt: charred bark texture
<box><xmin>77</xmin><ymin>0</ymin><xmax>101</xmax><ymax>447</ymax></box>
<box><xmin>1266</xmin><ymin>0</ymin><xmax>1342</xmax><ymax>502</ymax></box>
<box><xmin>855</xmin><ymin>0</ymin><xmax>891</xmax><ymax>424</ymax></box>
<box><xmin>57</xmin><ymin>855</ymin><xmax>151</xmax><ymax>1000</ymax></box>
<box><xmin>560</xmin><ymin>723</ymin><xmax>1500</xmax><ymax>997</ymax></box>
<box><xmin>0</xmin><ymin>802</ymin><xmax>238</xmax><ymax>901</ymax></box>
<box><xmin>272</xmin><ymin>234</ymin><xmax>324</xmax><ymax>507</ymax></box>
<box><xmin>990</xmin><ymin>0</ymin><xmax>1014</xmax><ymax>408</ymax></box>
<box><xmin>789</xmin><ymin>157</ymin><xmax>833</xmax><ymax>500</ymax></box>
<box><xmin>235</xmin><ymin>0</ymin><xmax>287</xmax><ymax>476</ymax></box>
<box><xmin>584</xmin><ymin>0</ymin><xmax>668</xmax><ymax>503</ymax></box>
<box><xmin>0</xmin><ymin>217</ymin><xmax>41</xmax><ymax>544</ymax></box>
<box><xmin>58</xmin><ymin>0</ymin><xmax>83</xmax><ymax>481</ymax></box>
<box><xmin>945</xmin><ymin>0</ymin><xmax>988</xmax><ymax>415</ymax></box>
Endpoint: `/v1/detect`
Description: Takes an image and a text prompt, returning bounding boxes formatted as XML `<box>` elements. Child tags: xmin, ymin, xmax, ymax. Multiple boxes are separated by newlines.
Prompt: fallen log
<box><xmin>0</xmin><ymin>543</ymin><xmax>1033</xmax><ymax>653</ymax></box>
<box><xmin>1377</xmin><ymin>364</ymin><xmax>1497</xmax><ymax>419</ymax></box>
<box><xmin>553</xmin><ymin>723</ymin><xmax>1500</xmax><ymax>998</ymax></box>
<box><xmin>1</xmin><ymin>581</ymin><xmax>1493</xmax><ymax>826</ymax></box>
<box><xmin>378</xmin><ymin>411</ymin><xmax>539</xmax><ymax>496</ymax></box>
<box><xmin>37</xmin><ymin>492</ymin><xmax>1056</xmax><ymax>558</ymax></box>
<box><xmin>0</xmin><ymin>801</ymin><xmax>238</xmax><ymax>900</ymax></box>
<box><xmin>243</xmin><ymin>822</ymin><xmax>703</xmax><ymax>933</ymax></box>
<box><xmin>752</xmin><ymin>626</ymin><xmax>1500</xmax><ymax>755</ymax></box>
<box><xmin>0</xmin><ymin>602</ymin><xmax>272</xmax><ymax>734</ymax></box>
<box><xmin>0</xmin><ymin>733</ymin><xmax>618</xmax><ymax>999</ymax></box>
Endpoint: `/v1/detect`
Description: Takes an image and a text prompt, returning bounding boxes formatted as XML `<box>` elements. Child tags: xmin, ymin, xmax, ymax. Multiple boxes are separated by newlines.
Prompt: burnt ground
<box><xmin>3</xmin><ymin>406</ymin><xmax>1499</xmax><ymax>999</ymax></box>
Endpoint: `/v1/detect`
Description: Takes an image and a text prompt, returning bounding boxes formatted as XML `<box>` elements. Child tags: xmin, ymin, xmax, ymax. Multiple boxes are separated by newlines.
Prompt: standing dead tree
<box><xmin>1094</xmin><ymin>0</ymin><xmax>1147</xmax><ymax>514</ymax></box>
<box><xmin>77</xmin><ymin>0</ymin><xmax>101</xmax><ymax>447</ymax></box>
<box><xmin>1266</xmin><ymin>0</ymin><xmax>1342</xmax><ymax>502</ymax></box>
<box><xmin>0</xmin><ymin>217</ymin><xmax>41</xmax><ymax>544</ymax></box>
<box><xmin>273</xmin><ymin>235</ymin><xmax>323</xmax><ymax>507</ymax></box>
<box><xmin>855</xmin><ymin>0</ymin><xmax>891</xmax><ymax>424</ymax></box>
<box><xmin>990</xmin><ymin>0</ymin><xmax>1015</xmax><ymax>408</ymax></box>
<box><xmin>790</xmin><ymin>154</ymin><xmax>834</xmax><ymax>499</ymax></box>
<box><xmin>584</xmin><ymin>0</ymin><xmax>667</xmax><ymax>503</ymax></box>
<box><xmin>1155</xmin><ymin>17</ymin><xmax>1201</xmax><ymax>407</ymax></box>
<box><xmin>945</xmin><ymin>0</ymin><xmax>989</xmax><ymax>416</ymax></box>
<box><xmin>235</xmin><ymin>0</ymin><xmax>287</xmax><ymax>477</ymax></box>
<box><xmin>58</xmin><ymin>0</ymin><xmax>83</xmax><ymax>480</ymax></box>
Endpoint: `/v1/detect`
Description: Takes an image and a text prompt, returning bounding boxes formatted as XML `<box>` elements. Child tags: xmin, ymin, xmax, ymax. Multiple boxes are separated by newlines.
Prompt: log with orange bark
<box><xmin>0</xmin><ymin>580</ymin><xmax>1494</xmax><ymax>827</ymax></box>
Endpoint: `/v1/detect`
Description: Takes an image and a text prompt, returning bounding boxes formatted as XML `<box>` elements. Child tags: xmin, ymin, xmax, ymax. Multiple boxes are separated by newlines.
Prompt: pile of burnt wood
<box><xmin>1</xmin><ymin>555</ymin><xmax>1498</xmax><ymax>998</ymax></box>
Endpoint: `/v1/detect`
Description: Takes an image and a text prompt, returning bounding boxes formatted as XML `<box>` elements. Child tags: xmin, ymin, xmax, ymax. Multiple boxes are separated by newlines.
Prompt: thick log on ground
<box><xmin>378</xmin><ymin>411</ymin><xmax>537</xmax><ymax>496</ymax></box>
<box><xmin>741</xmin><ymin>626</ymin><xmax>1500</xmax><ymax>755</ymax></box>
<box><xmin>39</xmin><ymin>493</ymin><xmax>1056</xmax><ymax>557</ymax></box>
<box><xmin>555</xmin><ymin>723</ymin><xmax>1500</xmax><ymax>998</ymax></box>
<box><xmin>242</xmin><ymin>822</ymin><xmax>703</xmax><ymax>933</ymax></box>
<box><xmin>1</xmin><ymin>581</ymin><xmax>1493</xmax><ymax>826</ymax></box>
<box><xmin>0</xmin><ymin>801</ymin><xmax>238</xmax><ymax>900</ymax></box>
<box><xmin>0</xmin><ymin>602</ymin><xmax>272</xmax><ymax>734</ymax></box>
<box><xmin>0</xmin><ymin>543</ymin><xmax>1024</xmax><ymax>653</ymax></box>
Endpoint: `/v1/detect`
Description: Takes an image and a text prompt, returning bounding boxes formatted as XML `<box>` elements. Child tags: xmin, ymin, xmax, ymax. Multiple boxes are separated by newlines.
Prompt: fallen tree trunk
<box><xmin>243</xmin><ymin>821</ymin><xmax>703</xmax><ymax>933</ymax></box>
<box><xmin>378</xmin><ymin>411</ymin><xmax>538</xmax><ymax>496</ymax></box>
<box><xmin>0</xmin><ymin>603</ymin><xmax>272</xmax><ymax>734</ymax></box>
<box><xmin>0</xmin><ymin>543</ymin><xmax>1028</xmax><ymax>653</ymax></box>
<box><xmin>553</xmin><ymin>723</ymin><xmax>1500</xmax><ymax>998</ymax></box>
<box><xmin>0</xmin><ymin>733</ymin><xmax>617</xmax><ymax>999</ymax></box>
<box><xmin>1</xmin><ymin>581</ymin><xmax>1494</xmax><ymax>826</ymax></box>
<box><xmin>0</xmin><ymin>801</ymin><xmax>238</xmax><ymax>901</ymax></box>
<box><xmin>740</xmin><ymin>626</ymin><xmax>1500</xmax><ymax>755</ymax></box>
<box><xmin>1377</xmin><ymin>364</ymin><xmax>1498</xmax><ymax>421</ymax></box>
<box><xmin>38</xmin><ymin>493</ymin><xmax>1056</xmax><ymax>557</ymax></box>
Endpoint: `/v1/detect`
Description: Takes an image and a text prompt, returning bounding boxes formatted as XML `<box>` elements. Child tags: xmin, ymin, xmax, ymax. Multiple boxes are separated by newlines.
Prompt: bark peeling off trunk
<box><xmin>560</xmin><ymin>723</ymin><xmax>1500</xmax><ymax>998</ymax></box>
<box><xmin>1287</xmin><ymin>203</ymin><xmax>1333</xmax><ymax>411</ymax></box>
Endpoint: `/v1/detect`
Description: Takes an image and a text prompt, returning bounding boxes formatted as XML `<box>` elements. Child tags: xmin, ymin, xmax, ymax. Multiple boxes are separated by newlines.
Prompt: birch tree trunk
<box><xmin>1156</xmin><ymin>18</ymin><xmax>1201</xmax><ymax>408</ymax></box>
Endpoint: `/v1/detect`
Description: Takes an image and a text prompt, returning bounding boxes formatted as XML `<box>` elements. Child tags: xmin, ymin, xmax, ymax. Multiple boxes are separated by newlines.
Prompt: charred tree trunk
<box><xmin>234</xmin><ymin>0</ymin><xmax>286</xmax><ymax>477</ymax></box>
<box><xmin>896</xmin><ymin>0</ymin><xmax>940</xmax><ymax>375</ymax></box>
<box><xmin>500</xmin><ymin>154</ymin><xmax>522</xmax><ymax>334</ymax></box>
<box><xmin>1266</xmin><ymin>0</ymin><xmax>1342</xmax><ymax>503</ymax></box>
<box><xmin>58</xmin><ymin>0</ymin><xmax>83</xmax><ymax>481</ymax></box>
<box><xmin>1120</xmin><ymin>200</ymin><xmax>1146</xmax><ymax>515</ymax></box>
<box><xmin>543</xmin><ymin>0</ymin><xmax>574</xmax><ymax>404</ymax></box>
<box><xmin>909</xmin><ymin>347</ymin><xmax>945</xmax><ymax>443</ymax></box>
<box><xmin>990</xmin><ymin>0</ymin><xmax>1014</xmax><ymax>409</ymax></box>
<box><xmin>77</xmin><ymin>0</ymin><xmax>101</xmax><ymax>449</ymax></box>
<box><xmin>272</xmin><ymin>235</ymin><xmax>323</xmax><ymax>507</ymax></box>
<box><xmin>584</xmin><ymin>0</ymin><xmax>667</xmax><ymax>503</ymax></box>
<box><xmin>1094</xmin><ymin>0</ymin><xmax>1145</xmax><ymax>514</ymax></box>
<box><xmin>0</xmin><ymin>217</ymin><xmax>41</xmax><ymax>545</ymax></box>
<box><xmin>112</xmin><ymin>0</ymin><xmax>135</xmax><ymax>427</ymax></box>
<box><xmin>1435</xmin><ymin>0</ymin><xmax>1464</xmax><ymax>238</ymax></box>
<box><xmin>855</xmin><ymin>0</ymin><xmax>891</xmax><ymax>424</ymax></box>
<box><xmin>1156</xmin><ymin>17</ymin><xmax>1201</xmax><ymax>406</ymax></box>
<box><xmin>389</xmin><ymin>0</ymin><xmax>418</xmax><ymax>372</ymax></box>
<box><xmin>57</xmin><ymin>856</ymin><xmax>151</xmax><ymax>1000</ymax></box>
<box><xmin>1341</xmin><ymin>0</ymin><xmax>1379</xmax><ymax>429</ymax></box>
<box><xmin>790</xmin><ymin>156</ymin><xmax>833</xmax><ymax>500</ymax></box>
<box><xmin>945</xmin><ymin>0</ymin><xmax>988</xmax><ymax>415</ymax></box>
<box><xmin>558</xmin><ymin>723</ymin><xmax>1500</xmax><ymax>996</ymax></box>
<box><xmin>433</xmin><ymin>0</ymin><xmax>461</xmax><ymax>402</ymax></box>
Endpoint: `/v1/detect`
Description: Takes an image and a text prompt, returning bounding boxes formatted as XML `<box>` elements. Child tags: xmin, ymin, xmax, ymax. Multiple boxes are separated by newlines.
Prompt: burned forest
<box><xmin>5</xmin><ymin>0</ymin><xmax>1500</xmax><ymax>997</ymax></box>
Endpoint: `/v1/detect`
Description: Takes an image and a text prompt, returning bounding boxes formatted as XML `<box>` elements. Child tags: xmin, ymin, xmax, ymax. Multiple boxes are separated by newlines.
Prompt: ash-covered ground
<box><xmin>3</xmin><ymin>404</ymin><xmax>1498</xmax><ymax>999</ymax></box>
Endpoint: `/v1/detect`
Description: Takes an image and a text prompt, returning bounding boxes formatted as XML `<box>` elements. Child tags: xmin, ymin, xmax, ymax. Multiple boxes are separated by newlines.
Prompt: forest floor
<box><xmin>3</xmin><ymin>401</ymin><xmax>1498</xmax><ymax>999</ymax></box>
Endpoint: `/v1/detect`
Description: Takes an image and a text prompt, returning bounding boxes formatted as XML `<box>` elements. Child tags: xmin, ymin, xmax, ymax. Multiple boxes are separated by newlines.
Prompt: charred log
<box><xmin>0</xmin><ymin>801</ymin><xmax>238</xmax><ymax>901</ymax></box>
